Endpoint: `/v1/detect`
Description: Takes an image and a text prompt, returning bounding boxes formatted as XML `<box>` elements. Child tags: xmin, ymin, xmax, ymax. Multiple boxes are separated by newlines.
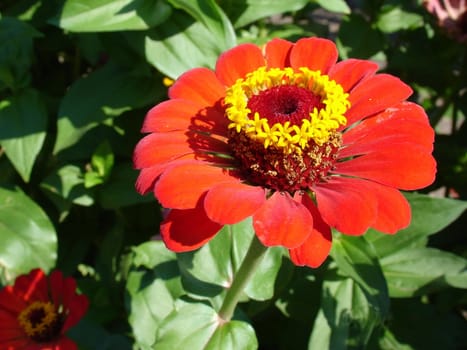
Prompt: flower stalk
<box><xmin>218</xmin><ymin>234</ymin><xmax>268</xmax><ymax>321</ymax></box>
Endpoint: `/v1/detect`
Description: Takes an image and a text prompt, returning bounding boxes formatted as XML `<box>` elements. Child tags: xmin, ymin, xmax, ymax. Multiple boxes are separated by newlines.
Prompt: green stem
<box><xmin>218</xmin><ymin>234</ymin><xmax>268</xmax><ymax>322</ymax></box>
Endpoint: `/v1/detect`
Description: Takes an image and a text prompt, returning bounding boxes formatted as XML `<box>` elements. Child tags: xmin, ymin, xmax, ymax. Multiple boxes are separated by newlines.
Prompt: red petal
<box><xmin>370</xmin><ymin>185</ymin><xmax>411</xmax><ymax>234</ymax></box>
<box><xmin>345</xmin><ymin>74</ymin><xmax>413</xmax><ymax>127</ymax></box>
<box><xmin>14</xmin><ymin>269</ymin><xmax>48</xmax><ymax>302</ymax></box>
<box><xmin>290</xmin><ymin>37</ymin><xmax>338</xmax><ymax>73</ymax></box>
<box><xmin>155</xmin><ymin>162</ymin><xmax>239</xmax><ymax>209</ymax></box>
<box><xmin>62</xmin><ymin>294</ymin><xmax>89</xmax><ymax>332</ymax></box>
<box><xmin>253</xmin><ymin>191</ymin><xmax>312</xmax><ymax>249</ymax></box>
<box><xmin>160</xmin><ymin>204</ymin><xmax>223</xmax><ymax>252</ymax></box>
<box><xmin>334</xmin><ymin>147</ymin><xmax>437</xmax><ymax>190</ymax></box>
<box><xmin>169</xmin><ymin>68</ymin><xmax>225</xmax><ymax>106</ymax></box>
<box><xmin>342</xmin><ymin>102</ymin><xmax>434</xmax><ymax>154</ymax></box>
<box><xmin>0</xmin><ymin>288</ymin><xmax>26</xmax><ymax>315</ymax></box>
<box><xmin>328</xmin><ymin>58</ymin><xmax>379</xmax><ymax>92</ymax></box>
<box><xmin>313</xmin><ymin>177</ymin><xmax>378</xmax><ymax>235</ymax></box>
<box><xmin>142</xmin><ymin>99</ymin><xmax>228</xmax><ymax>136</ymax></box>
<box><xmin>204</xmin><ymin>182</ymin><xmax>266</xmax><ymax>224</ymax></box>
<box><xmin>265</xmin><ymin>38</ymin><xmax>293</xmax><ymax>68</ymax></box>
<box><xmin>215</xmin><ymin>43</ymin><xmax>266</xmax><ymax>86</ymax></box>
<box><xmin>133</xmin><ymin>132</ymin><xmax>230</xmax><ymax>169</ymax></box>
<box><xmin>54</xmin><ymin>337</ymin><xmax>79</xmax><ymax>350</ymax></box>
<box><xmin>135</xmin><ymin>164</ymin><xmax>166</xmax><ymax>195</ymax></box>
<box><xmin>289</xmin><ymin>193</ymin><xmax>332</xmax><ymax>268</ymax></box>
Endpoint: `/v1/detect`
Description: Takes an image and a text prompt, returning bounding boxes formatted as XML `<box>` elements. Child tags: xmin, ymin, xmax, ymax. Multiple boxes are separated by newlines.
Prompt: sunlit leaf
<box><xmin>53</xmin><ymin>0</ymin><xmax>171</xmax><ymax>32</ymax></box>
<box><xmin>0</xmin><ymin>186</ymin><xmax>56</xmax><ymax>280</ymax></box>
<box><xmin>155</xmin><ymin>301</ymin><xmax>257</xmax><ymax>349</ymax></box>
<box><xmin>127</xmin><ymin>241</ymin><xmax>184</xmax><ymax>348</ymax></box>
<box><xmin>221</xmin><ymin>0</ymin><xmax>309</xmax><ymax>28</ymax></box>
<box><xmin>145</xmin><ymin>10</ymin><xmax>233</xmax><ymax>78</ymax></box>
<box><xmin>0</xmin><ymin>89</ymin><xmax>47</xmax><ymax>182</ymax></box>
<box><xmin>314</xmin><ymin>0</ymin><xmax>350</xmax><ymax>14</ymax></box>
<box><xmin>167</xmin><ymin>0</ymin><xmax>236</xmax><ymax>49</ymax></box>
<box><xmin>381</xmin><ymin>247</ymin><xmax>467</xmax><ymax>297</ymax></box>
<box><xmin>376</xmin><ymin>5</ymin><xmax>423</xmax><ymax>33</ymax></box>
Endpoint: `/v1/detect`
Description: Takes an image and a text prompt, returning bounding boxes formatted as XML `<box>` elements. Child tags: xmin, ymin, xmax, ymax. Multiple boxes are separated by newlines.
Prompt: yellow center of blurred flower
<box><xmin>224</xmin><ymin>67</ymin><xmax>350</xmax><ymax>154</ymax></box>
<box><xmin>18</xmin><ymin>301</ymin><xmax>63</xmax><ymax>342</ymax></box>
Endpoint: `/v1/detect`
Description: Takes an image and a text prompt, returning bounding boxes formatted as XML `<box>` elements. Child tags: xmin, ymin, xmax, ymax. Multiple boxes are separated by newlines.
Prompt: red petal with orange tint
<box><xmin>289</xmin><ymin>193</ymin><xmax>332</xmax><ymax>268</ymax></box>
<box><xmin>135</xmin><ymin>164</ymin><xmax>166</xmax><ymax>195</ymax></box>
<box><xmin>334</xmin><ymin>147</ymin><xmax>437</xmax><ymax>190</ymax></box>
<box><xmin>345</xmin><ymin>74</ymin><xmax>413</xmax><ymax>127</ymax></box>
<box><xmin>142</xmin><ymin>99</ymin><xmax>228</xmax><ymax>135</ymax></box>
<box><xmin>155</xmin><ymin>162</ymin><xmax>239</xmax><ymax>209</ymax></box>
<box><xmin>169</xmin><ymin>68</ymin><xmax>225</xmax><ymax>106</ymax></box>
<box><xmin>133</xmin><ymin>131</ymin><xmax>229</xmax><ymax>169</ymax></box>
<box><xmin>160</xmin><ymin>204</ymin><xmax>223</xmax><ymax>252</ymax></box>
<box><xmin>253</xmin><ymin>191</ymin><xmax>312</xmax><ymax>249</ymax></box>
<box><xmin>265</xmin><ymin>38</ymin><xmax>293</xmax><ymax>68</ymax></box>
<box><xmin>342</xmin><ymin>102</ymin><xmax>434</xmax><ymax>153</ymax></box>
<box><xmin>370</xmin><ymin>185</ymin><xmax>411</xmax><ymax>234</ymax></box>
<box><xmin>290</xmin><ymin>37</ymin><xmax>338</xmax><ymax>74</ymax></box>
<box><xmin>204</xmin><ymin>182</ymin><xmax>266</xmax><ymax>224</ymax></box>
<box><xmin>314</xmin><ymin>177</ymin><xmax>378</xmax><ymax>235</ymax></box>
<box><xmin>215</xmin><ymin>43</ymin><xmax>266</xmax><ymax>86</ymax></box>
<box><xmin>328</xmin><ymin>58</ymin><xmax>379</xmax><ymax>92</ymax></box>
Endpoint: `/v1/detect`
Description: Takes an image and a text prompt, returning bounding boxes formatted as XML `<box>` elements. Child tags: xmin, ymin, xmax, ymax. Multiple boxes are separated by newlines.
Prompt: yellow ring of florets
<box><xmin>18</xmin><ymin>301</ymin><xmax>59</xmax><ymax>338</ymax></box>
<box><xmin>224</xmin><ymin>67</ymin><xmax>350</xmax><ymax>153</ymax></box>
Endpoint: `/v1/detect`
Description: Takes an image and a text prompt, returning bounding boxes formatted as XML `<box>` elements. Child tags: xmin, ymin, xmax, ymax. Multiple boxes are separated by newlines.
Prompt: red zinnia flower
<box><xmin>0</xmin><ymin>268</ymin><xmax>88</xmax><ymax>350</ymax></box>
<box><xmin>134</xmin><ymin>37</ymin><xmax>436</xmax><ymax>268</ymax></box>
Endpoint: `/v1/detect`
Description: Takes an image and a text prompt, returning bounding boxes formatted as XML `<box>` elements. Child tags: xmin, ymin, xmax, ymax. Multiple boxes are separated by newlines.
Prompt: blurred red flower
<box><xmin>424</xmin><ymin>0</ymin><xmax>467</xmax><ymax>43</ymax></box>
<box><xmin>134</xmin><ymin>37</ymin><xmax>436</xmax><ymax>268</ymax></box>
<box><xmin>0</xmin><ymin>269</ymin><xmax>88</xmax><ymax>350</ymax></box>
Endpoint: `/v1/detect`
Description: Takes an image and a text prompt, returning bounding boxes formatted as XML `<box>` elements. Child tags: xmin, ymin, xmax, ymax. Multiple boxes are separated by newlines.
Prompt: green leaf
<box><xmin>0</xmin><ymin>17</ymin><xmax>41</xmax><ymax>89</ymax></box>
<box><xmin>331</xmin><ymin>234</ymin><xmax>389</xmax><ymax>318</ymax></box>
<box><xmin>53</xmin><ymin>0</ymin><xmax>171</xmax><ymax>32</ymax></box>
<box><xmin>309</xmin><ymin>276</ymin><xmax>383</xmax><ymax>349</ymax></box>
<box><xmin>127</xmin><ymin>241</ymin><xmax>184</xmax><ymax>348</ymax></box>
<box><xmin>54</xmin><ymin>62</ymin><xmax>161</xmax><ymax>154</ymax></box>
<box><xmin>0</xmin><ymin>89</ymin><xmax>47</xmax><ymax>182</ymax></box>
<box><xmin>167</xmin><ymin>0</ymin><xmax>236</xmax><ymax>50</ymax></box>
<box><xmin>177</xmin><ymin>218</ymin><xmax>284</xmax><ymax>303</ymax></box>
<box><xmin>366</xmin><ymin>193</ymin><xmax>467</xmax><ymax>258</ymax></box>
<box><xmin>84</xmin><ymin>141</ymin><xmax>114</xmax><ymax>188</ymax></box>
<box><xmin>40</xmin><ymin>164</ymin><xmax>94</xmax><ymax>209</ymax></box>
<box><xmin>380</xmin><ymin>247</ymin><xmax>467</xmax><ymax>297</ymax></box>
<box><xmin>145</xmin><ymin>9</ymin><xmax>235</xmax><ymax>79</ymax></box>
<box><xmin>204</xmin><ymin>320</ymin><xmax>258</xmax><ymax>350</ymax></box>
<box><xmin>222</xmin><ymin>0</ymin><xmax>309</xmax><ymax>28</ymax></box>
<box><xmin>0</xmin><ymin>186</ymin><xmax>57</xmax><ymax>280</ymax></box>
<box><xmin>155</xmin><ymin>302</ymin><xmax>257</xmax><ymax>349</ymax></box>
<box><xmin>376</xmin><ymin>5</ymin><xmax>423</xmax><ymax>33</ymax></box>
<box><xmin>314</xmin><ymin>0</ymin><xmax>351</xmax><ymax>14</ymax></box>
<box><xmin>336</xmin><ymin>14</ymin><xmax>384</xmax><ymax>60</ymax></box>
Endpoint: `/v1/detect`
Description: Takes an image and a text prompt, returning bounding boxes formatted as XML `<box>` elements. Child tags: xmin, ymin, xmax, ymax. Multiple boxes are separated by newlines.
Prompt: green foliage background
<box><xmin>0</xmin><ymin>0</ymin><xmax>466</xmax><ymax>349</ymax></box>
